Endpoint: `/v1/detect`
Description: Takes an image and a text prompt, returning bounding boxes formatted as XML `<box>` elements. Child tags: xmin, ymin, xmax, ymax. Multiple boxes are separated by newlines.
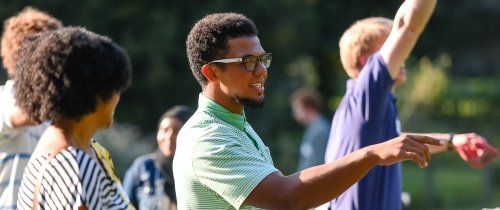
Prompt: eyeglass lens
<box><xmin>243</xmin><ymin>54</ymin><xmax>272</xmax><ymax>71</ymax></box>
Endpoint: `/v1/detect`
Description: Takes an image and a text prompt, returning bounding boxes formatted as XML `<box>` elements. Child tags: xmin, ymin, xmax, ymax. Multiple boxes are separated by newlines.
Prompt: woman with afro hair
<box><xmin>15</xmin><ymin>27</ymin><xmax>135</xmax><ymax>210</ymax></box>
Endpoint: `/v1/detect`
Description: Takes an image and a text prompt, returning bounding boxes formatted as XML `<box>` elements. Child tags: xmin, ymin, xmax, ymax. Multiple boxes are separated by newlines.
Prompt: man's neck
<box><xmin>391</xmin><ymin>84</ymin><xmax>397</xmax><ymax>94</ymax></box>
<box><xmin>304</xmin><ymin>111</ymin><xmax>321</xmax><ymax>125</ymax></box>
<box><xmin>202</xmin><ymin>88</ymin><xmax>244</xmax><ymax>114</ymax></box>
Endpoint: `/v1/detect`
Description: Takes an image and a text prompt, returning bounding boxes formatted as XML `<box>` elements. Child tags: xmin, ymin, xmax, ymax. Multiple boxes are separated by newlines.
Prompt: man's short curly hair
<box><xmin>1</xmin><ymin>6</ymin><xmax>62</xmax><ymax>78</ymax></box>
<box><xmin>14</xmin><ymin>27</ymin><xmax>132</xmax><ymax>123</ymax></box>
<box><xmin>186</xmin><ymin>13</ymin><xmax>258</xmax><ymax>87</ymax></box>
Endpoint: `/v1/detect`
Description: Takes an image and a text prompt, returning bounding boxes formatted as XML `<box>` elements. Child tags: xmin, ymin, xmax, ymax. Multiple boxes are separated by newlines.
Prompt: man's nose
<box><xmin>253</xmin><ymin>62</ymin><xmax>268</xmax><ymax>76</ymax></box>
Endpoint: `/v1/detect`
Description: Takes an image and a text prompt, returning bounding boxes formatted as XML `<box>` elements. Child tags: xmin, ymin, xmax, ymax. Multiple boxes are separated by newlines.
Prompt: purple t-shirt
<box><xmin>325</xmin><ymin>52</ymin><xmax>402</xmax><ymax>210</ymax></box>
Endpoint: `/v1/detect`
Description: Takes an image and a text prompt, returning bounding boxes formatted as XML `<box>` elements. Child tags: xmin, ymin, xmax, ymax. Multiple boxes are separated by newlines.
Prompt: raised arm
<box><xmin>245</xmin><ymin>135</ymin><xmax>441</xmax><ymax>209</ymax></box>
<box><xmin>380</xmin><ymin>0</ymin><xmax>437</xmax><ymax>79</ymax></box>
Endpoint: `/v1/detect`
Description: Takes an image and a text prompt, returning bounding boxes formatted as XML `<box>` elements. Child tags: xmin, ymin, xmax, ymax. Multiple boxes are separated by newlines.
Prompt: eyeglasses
<box><xmin>209</xmin><ymin>53</ymin><xmax>272</xmax><ymax>72</ymax></box>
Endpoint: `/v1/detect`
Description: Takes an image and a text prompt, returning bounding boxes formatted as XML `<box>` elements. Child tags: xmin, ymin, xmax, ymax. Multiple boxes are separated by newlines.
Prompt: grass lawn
<box><xmin>402</xmin><ymin>152</ymin><xmax>500</xmax><ymax>210</ymax></box>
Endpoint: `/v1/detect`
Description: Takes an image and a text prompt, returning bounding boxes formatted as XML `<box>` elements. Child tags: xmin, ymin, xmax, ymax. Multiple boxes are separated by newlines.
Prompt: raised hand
<box><xmin>7</xmin><ymin>105</ymin><xmax>38</xmax><ymax>128</ymax></box>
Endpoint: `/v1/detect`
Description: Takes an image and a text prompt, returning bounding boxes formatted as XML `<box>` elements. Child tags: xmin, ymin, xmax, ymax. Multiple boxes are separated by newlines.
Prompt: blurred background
<box><xmin>1</xmin><ymin>0</ymin><xmax>499</xmax><ymax>209</ymax></box>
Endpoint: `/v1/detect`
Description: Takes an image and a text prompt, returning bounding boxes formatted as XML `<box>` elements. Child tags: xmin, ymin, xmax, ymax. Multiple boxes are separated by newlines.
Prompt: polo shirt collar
<box><xmin>198</xmin><ymin>93</ymin><xmax>246</xmax><ymax>131</ymax></box>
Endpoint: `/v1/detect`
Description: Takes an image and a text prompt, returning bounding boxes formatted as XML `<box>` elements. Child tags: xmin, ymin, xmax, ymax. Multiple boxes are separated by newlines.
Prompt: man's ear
<box><xmin>201</xmin><ymin>64</ymin><xmax>218</xmax><ymax>82</ymax></box>
<box><xmin>358</xmin><ymin>54</ymin><xmax>368</xmax><ymax>67</ymax></box>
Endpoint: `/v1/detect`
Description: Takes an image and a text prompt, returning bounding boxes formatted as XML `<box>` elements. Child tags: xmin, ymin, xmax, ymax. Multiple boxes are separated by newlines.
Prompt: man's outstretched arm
<box><xmin>245</xmin><ymin>135</ymin><xmax>441</xmax><ymax>210</ymax></box>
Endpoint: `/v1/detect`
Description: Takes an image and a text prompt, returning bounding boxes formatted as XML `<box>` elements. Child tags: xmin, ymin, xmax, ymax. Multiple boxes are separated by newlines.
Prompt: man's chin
<box><xmin>235</xmin><ymin>97</ymin><xmax>265</xmax><ymax>109</ymax></box>
<box><xmin>395</xmin><ymin>79</ymin><xmax>406</xmax><ymax>87</ymax></box>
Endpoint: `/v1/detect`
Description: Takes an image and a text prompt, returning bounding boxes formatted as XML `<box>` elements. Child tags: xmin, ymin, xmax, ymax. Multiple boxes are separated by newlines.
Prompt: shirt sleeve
<box><xmin>122</xmin><ymin>159</ymin><xmax>141</xmax><ymax>208</ymax></box>
<box><xmin>192</xmin><ymin>133</ymin><xmax>278</xmax><ymax>209</ymax></box>
<box><xmin>352</xmin><ymin>52</ymin><xmax>394</xmax><ymax>123</ymax></box>
<box><xmin>0</xmin><ymin>113</ymin><xmax>20</xmax><ymax>141</ymax></box>
<box><xmin>0</xmin><ymin>94</ymin><xmax>20</xmax><ymax>141</ymax></box>
<box><xmin>0</xmin><ymin>90</ymin><xmax>46</xmax><ymax>142</ymax></box>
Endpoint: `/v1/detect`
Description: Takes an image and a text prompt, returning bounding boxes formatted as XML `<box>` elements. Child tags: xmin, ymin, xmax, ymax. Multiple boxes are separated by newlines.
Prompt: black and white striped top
<box><xmin>17</xmin><ymin>146</ymin><xmax>133</xmax><ymax>210</ymax></box>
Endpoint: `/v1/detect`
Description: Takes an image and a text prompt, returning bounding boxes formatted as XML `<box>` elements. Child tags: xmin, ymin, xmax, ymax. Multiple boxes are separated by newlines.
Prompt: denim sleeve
<box><xmin>123</xmin><ymin>159</ymin><xmax>142</xmax><ymax>208</ymax></box>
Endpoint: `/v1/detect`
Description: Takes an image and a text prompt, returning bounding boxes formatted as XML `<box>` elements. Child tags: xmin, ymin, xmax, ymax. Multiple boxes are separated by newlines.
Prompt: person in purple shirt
<box><xmin>325</xmin><ymin>0</ymin><xmax>497</xmax><ymax>210</ymax></box>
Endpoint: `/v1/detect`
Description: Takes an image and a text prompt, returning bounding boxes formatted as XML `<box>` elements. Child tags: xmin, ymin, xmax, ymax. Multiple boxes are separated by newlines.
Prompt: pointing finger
<box><xmin>407</xmin><ymin>135</ymin><xmax>441</xmax><ymax>146</ymax></box>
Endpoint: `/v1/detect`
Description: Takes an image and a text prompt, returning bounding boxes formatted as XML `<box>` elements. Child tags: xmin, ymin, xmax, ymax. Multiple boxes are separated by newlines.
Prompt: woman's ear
<box><xmin>201</xmin><ymin>64</ymin><xmax>218</xmax><ymax>82</ymax></box>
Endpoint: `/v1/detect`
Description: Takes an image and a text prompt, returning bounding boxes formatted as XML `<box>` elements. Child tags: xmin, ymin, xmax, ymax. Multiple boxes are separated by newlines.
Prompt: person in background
<box><xmin>15</xmin><ymin>27</ymin><xmax>135</xmax><ymax>210</ymax></box>
<box><xmin>124</xmin><ymin>105</ymin><xmax>193</xmax><ymax>210</ymax></box>
<box><xmin>325</xmin><ymin>0</ymin><xmax>498</xmax><ymax>209</ymax></box>
<box><xmin>173</xmin><ymin>12</ymin><xmax>441</xmax><ymax>210</ymax></box>
<box><xmin>290</xmin><ymin>88</ymin><xmax>330</xmax><ymax>171</ymax></box>
<box><xmin>0</xmin><ymin>7</ymin><xmax>61</xmax><ymax>209</ymax></box>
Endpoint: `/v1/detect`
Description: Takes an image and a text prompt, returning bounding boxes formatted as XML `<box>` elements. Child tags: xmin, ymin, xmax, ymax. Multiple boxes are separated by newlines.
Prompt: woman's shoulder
<box><xmin>28</xmin><ymin>147</ymin><xmax>96</xmax><ymax>177</ymax></box>
<box><xmin>38</xmin><ymin>146</ymin><xmax>92</xmax><ymax>162</ymax></box>
<box><xmin>25</xmin><ymin>146</ymin><xmax>102</xmax><ymax>183</ymax></box>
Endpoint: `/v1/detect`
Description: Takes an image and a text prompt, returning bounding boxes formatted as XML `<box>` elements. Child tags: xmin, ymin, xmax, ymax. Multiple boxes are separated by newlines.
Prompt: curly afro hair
<box><xmin>14</xmin><ymin>27</ymin><xmax>132</xmax><ymax>123</ymax></box>
<box><xmin>1</xmin><ymin>6</ymin><xmax>62</xmax><ymax>78</ymax></box>
<box><xmin>186</xmin><ymin>13</ymin><xmax>258</xmax><ymax>87</ymax></box>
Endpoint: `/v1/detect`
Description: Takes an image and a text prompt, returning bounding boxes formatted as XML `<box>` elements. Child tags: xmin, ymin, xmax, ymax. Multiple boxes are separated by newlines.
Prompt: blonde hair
<box><xmin>339</xmin><ymin>17</ymin><xmax>392</xmax><ymax>79</ymax></box>
<box><xmin>1</xmin><ymin>6</ymin><xmax>62</xmax><ymax>77</ymax></box>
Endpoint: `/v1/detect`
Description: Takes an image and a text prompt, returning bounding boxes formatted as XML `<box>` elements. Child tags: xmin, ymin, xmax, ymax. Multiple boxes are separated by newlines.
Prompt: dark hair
<box><xmin>157</xmin><ymin>105</ymin><xmax>193</xmax><ymax>128</ymax></box>
<box><xmin>14</xmin><ymin>27</ymin><xmax>132</xmax><ymax>123</ymax></box>
<box><xmin>186</xmin><ymin>12</ymin><xmax>258</xmax><ymax>87</ymax></box>
<box><xmin>1</xmin><ymin>6</ymin><xmax>62</xmax><ymax>78</ymax></box>
<box><xmin>290</xmin><ymin>88</ymin><xmax>324</xmax><ymax>111</ymax></box>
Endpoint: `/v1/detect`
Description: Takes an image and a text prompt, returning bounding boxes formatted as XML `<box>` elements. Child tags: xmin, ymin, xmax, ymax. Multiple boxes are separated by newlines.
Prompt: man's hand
<box><xmin>452</xmin><ymin>133</ymin><xmax>499</xmax><ymax>169</ymax></box>
<box><xmin>7</xmin><ymin>105</ymin><xmax>37</xmax><ymax>128</ymax></box>
<box><xmin>367</xmin><ymin>135</ymin><xmax>442</xmax><ymax>168</ymax></box>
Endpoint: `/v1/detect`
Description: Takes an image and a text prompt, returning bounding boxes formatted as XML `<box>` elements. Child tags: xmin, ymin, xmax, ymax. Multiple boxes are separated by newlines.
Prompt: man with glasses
<box><xmin>325</xmin><ymin>0</ymin><xmax>498</xmax><ymax>209</ymax></box>
<box><xmin>173</xmin><ymin>12</ymin><xmax>441</xmax><ymax>210</ymax></box>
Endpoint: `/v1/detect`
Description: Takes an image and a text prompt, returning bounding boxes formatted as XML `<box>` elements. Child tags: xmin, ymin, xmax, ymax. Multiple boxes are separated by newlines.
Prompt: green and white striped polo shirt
<box><xmin>173</xmin><ymin>94</ymin><xmax>279</xmax><ymax>210</ymax></box>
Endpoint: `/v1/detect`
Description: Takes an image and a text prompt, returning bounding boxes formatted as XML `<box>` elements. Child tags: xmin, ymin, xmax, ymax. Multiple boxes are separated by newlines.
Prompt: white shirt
<box><xmin>0</xmin><ymin>80</ymin><xmax>47</xmax><ymax>210</ymax></box>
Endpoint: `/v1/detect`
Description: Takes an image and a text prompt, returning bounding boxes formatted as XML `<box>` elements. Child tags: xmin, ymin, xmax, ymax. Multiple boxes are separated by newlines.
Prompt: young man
<box><xmin>124</xmin><ymin>105</ymin><xmax>193</xmax><ymax>210</ymax></box>
<box><xmin>290</xmin><ymin>88</ymin><xmax>330</xmax><ymax>171</ymax></box>
<box><xmin>325</xmin><ymin>0</ymin><xmax>498</xmax><ymax>209</ymax></box>
<box><xmin>0</xmin><ymin>7</ymin><xmax>61</xmax><ymax>209</ymax></box>
<box><xmin>173</xmin><ymin>12</ymin><xmax>441</xmax><ymax>210</ymax></box>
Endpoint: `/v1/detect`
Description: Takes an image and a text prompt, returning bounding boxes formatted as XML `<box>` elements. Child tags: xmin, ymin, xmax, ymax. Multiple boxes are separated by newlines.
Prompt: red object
<box><xmin>454</xmin><ymin>136</ymin><xmax>499</xmax><ymax>169</ymax></box>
